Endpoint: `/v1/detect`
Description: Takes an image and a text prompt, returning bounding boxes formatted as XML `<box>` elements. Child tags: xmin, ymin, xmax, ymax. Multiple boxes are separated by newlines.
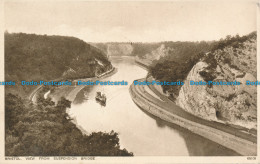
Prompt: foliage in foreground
<box><xmin>5</xmin><ymin>94</ymin><xmax>133</xmax><ymax>156</ymax></box>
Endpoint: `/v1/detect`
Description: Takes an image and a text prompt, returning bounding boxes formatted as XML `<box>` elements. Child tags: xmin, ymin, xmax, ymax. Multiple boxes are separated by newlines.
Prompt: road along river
<box><xmin>68</xmin><ymin>56</ymin><xmax>239</xmax><ymax>156</ymax></box>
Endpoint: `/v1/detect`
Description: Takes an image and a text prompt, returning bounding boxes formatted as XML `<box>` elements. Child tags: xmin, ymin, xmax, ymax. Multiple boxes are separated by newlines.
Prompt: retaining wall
<box><xmin>129</xmin><ymin>83</ymin><xmax>257</xmax><ymax>156</ymax></box>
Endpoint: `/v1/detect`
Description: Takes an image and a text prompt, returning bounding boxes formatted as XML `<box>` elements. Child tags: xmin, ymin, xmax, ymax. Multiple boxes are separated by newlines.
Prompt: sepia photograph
<box><xmin>0</xmin><ymin>0</ymin><xmax>259</xmax><ymax>163</ymax></box>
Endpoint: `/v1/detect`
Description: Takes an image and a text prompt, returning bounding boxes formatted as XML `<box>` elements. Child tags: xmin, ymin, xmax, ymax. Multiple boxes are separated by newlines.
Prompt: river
<box><xmin>68</xmin><ymin>56</ymin><xmax>239</xmax><ymax>156</ymax></box>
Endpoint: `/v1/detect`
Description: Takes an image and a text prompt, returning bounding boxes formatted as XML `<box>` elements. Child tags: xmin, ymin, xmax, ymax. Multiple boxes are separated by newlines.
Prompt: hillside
<box><xmin>5</xmin><ymin>33</ymin><xmax>112</xmax><ymax>96</ymax></box>
<box><xmin>4</xmin><ymin>33</ymin><xmax>133</xmax><ymax>156</ymax></box>
<box><xmin>149</xmin><ymin>41</ymin><xmax>213</xmax><ymax>96</ymax></box>
<box><xmin>176</xmin><ymin>32</ymin><xmax>257</xmax><ymax>128</ymax></box>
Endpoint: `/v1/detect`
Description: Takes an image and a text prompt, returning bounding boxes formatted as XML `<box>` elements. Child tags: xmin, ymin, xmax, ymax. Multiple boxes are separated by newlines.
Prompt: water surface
<box><xmin>68</xmin><ymin>56</ymin><xmax>239</xmax><ymax>156</ymax></box>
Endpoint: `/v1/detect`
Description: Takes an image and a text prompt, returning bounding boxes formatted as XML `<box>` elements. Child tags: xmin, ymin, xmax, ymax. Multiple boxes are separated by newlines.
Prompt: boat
<box><xmin>95</xmin><ymin>91</ymin><xmax>106</xmax><ymax>106</ymax></box>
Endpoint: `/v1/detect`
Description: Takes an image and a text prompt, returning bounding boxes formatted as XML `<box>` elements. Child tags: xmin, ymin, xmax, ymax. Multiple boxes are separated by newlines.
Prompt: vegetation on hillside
<box><xmin>149</xmin><ymin>31</ymin><xmax>256</xmax><ymax>97</ymax></box>
<box><xmin>5</xmin><ymin>94</ymin><xmax>133</xmax><ymax>156</ymax></box>
<box><xmin>199</xmin><ymin>31</ymin><xmax>257</xmax><ymax>82</ymax></box>
<box><xmin>149</xmin><ymin>41</ymin><xmax>212</xmax><ymax>96</ymax></box>
<box><xmin>5</xmin><ymin>33</ymin><xmax>132</xmax><ymax>156</ymax></box>
<box><xmin>211</xmin><ymin>31</ymin><xmax>256</xmax><ymax>51</ymax></box>
<box><xmin>131</xmin><ymin>43</ymin><xmax>161</xmax><ymax>58</ymax></box>
<box><xmin>5</xmin><ymin>32</ymin><xmax>111</xmax><ymax>96</ymax></box>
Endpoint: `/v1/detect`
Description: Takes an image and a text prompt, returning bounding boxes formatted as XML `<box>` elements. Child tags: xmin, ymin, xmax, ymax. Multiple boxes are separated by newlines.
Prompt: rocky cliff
<box><xmin>107</xmin><ymin>43</ymin><xmax>133</xmax><ymax>56</ymax></box>
<box><xmin>92</xmin><ymin>43</ymin><xmax>134</xmax><ymax>56</ymax></box>
<box><xmin>92</xmin><ymin>42</ymin><xmax>162</xmax><ymax>59</ymax></box>
<box><xmin>135</xmin><ymin>44</ymin><xmax>173</xmax><ymax>67</ymax></box>
<box><xmin>143</xmin><ymin>44</ymin><xmax>171</xmax><ymax>60</ymax></box>
<box><xmin>176</xmin><ymin>33</ymin><xmax>257</xmax><ymax>129</ymax></box>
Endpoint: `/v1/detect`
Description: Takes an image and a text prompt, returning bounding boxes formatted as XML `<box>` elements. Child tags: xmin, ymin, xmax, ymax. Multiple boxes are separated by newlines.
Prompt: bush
<box><xmin>199</xmin><ymin>71</ymin><xmax>216</xmax><ymax>82</ymax></box>
<box><xmin>5</xmin><ymin>94</ymin><xmax>133</xmax><ymax>156</ymax></box>
<box><xmin>241</xmin><ymin>61</ymin><xmax>247</xmax><ymax>66</ymax></box>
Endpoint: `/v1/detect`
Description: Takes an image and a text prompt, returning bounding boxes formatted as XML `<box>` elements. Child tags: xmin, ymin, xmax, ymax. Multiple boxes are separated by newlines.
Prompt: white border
<box><xmin>0</xmin><ymin>0</ymin><xmax>259</xmax><ymax>163</ymax></box>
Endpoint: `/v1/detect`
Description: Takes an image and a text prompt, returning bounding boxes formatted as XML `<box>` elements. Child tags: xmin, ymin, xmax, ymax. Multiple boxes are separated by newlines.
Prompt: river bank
<box><xmin>30</xmin><ymin>67</ymin><xmax>117</xmax><ymax>103</ymax></box>
<box><xmin>49</xmin><ymin>67</ymin><xmax>117</xmax><ymax>103</ymax></box>
<box><xmin>129</xmin><ymin>78</ymin><xmax>257</xmax><ymax>156</ymax></box>
<box><xmin>135</xmin><ymin>57</ymin><xmax>151</xmax><ymax>70</ymax></box>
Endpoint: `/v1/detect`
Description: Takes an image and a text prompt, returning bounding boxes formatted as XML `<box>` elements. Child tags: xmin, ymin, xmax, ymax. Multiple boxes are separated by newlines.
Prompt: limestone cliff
<box><xmin>144</xmin><ymin>44</ymin><xmax>171</xmax><ymax>61</ymax></box>
<box><xmin>107</xmin><ymin>43</ymin><xmax>133</xmax><ymax>56</ymax></box>
<box><xmin>176</xmin><ymin>33</ymin><xmax>257</xmax><ymax>129</ymax></box>
<box><xmin>136</xmin><ymin>44</ymin><xmax>174</xmax><ymax>66</ymax></box>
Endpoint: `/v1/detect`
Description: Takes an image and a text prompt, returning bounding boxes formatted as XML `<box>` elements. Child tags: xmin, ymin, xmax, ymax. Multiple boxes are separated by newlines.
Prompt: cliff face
<box><xmin>144</xmin><ymin>44</ymin><xmax>172</xmax><ymax>61</ymax></box>
<box><xmin>107</xmin><ymin>43</ymin><xmax>133</xmax><ymax>56</ymax></box>
<box><xmin>136</xmin><ymin>44</ymin><xmax>173</xmax><ymax>67</ymax></box>
<box><xmin>92</xmin><ymin>42</ymin><xmax>161</xmax><ymax>57</ymax></box>
<box><xmin>176</xmin><ymin>34</ymin><xmax>257</xmax><ymax>129</ymax></box>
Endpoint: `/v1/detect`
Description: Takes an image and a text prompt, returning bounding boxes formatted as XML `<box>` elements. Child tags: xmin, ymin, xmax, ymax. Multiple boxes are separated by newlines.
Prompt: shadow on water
<box><xmin>73</xmin><ymin>86</ymin><xmax>92</xmax><ymax>104</ymax></box>
<box><xmin>73</xmin><ymin>86</ymin><xmax>107</xmax><ymax>107</ymax></box>
<box><xmin>140</xmin><ymin>108</ymin><xmax>241</xmax><ymax>156</ymax></box>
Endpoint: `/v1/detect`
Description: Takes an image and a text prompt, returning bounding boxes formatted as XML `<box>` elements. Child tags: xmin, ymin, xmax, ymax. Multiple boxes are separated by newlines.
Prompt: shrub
<box><xmin>5</xmin><ymin>94</ymin><xmax>133</xmax><ymax>156</ymax></box>
<box><xmin>199</xmin><ymin>71</ymin><xmax>216</xmax><ymax>82</ymax></box>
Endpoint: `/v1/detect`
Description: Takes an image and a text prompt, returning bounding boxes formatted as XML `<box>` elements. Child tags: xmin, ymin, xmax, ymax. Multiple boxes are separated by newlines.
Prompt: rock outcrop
<box><xmin>135</xmin><ymin>44</ymin><xmax>172</xmax><ymax>67</ymax></box>
<box><xmin>176</xmin><ymin>33</ymin><xmax>257</xmax><ymax>129</ymax></box>
<box><xmin>144</xmin><ymin>44</ymin><xmax>171</xmax><ymax>61</ymax></box>
<box><xmin>107</xmin><ymin>43</ymin><xmax>133</xmax><ymax>56</ymax></box>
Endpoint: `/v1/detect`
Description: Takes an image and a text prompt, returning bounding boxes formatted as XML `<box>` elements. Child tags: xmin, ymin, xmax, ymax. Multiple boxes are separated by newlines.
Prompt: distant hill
<box><xmin>91</xmin><ymin>42</ymin><xmax>162</xmax><ymax>57</ymax></box>
<box><xmin>92</xmin><ymin>41</ymin><xmax>213</xmax><ymax>63</ymax></box>
<box><xmin>5</xmin><ymin>33</ymin><xmax>112</xmax><ymax>96</ymax></box>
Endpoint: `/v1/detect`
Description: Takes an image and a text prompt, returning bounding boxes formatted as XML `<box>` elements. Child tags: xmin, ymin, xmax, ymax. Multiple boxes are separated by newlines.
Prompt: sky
<box><xmin>4</xmin><ymin>0</ymin><xmax>257</xmax><ymax>42</ymax></box>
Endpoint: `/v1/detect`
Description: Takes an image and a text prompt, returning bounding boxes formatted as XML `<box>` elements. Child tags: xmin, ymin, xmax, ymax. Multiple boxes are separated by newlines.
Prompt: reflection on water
<box><xmin>141</xmin><ymin>108</ymin><xmax>240</xmax><ymax>156</ymax></box>
<box><xmin>73</xmin><ymin>86</ymin><xmax>91</xmax><ymax>104</ymax></box>
<box><xmin>68</xmin><ymin>56</ymin><xmax>239</xmax><ymax>156</ymax></box>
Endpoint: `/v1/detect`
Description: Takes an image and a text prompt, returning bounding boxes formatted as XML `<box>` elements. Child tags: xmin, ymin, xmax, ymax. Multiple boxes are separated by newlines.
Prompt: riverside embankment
<box><xmin>30</xmin><ymin>67</ymin><xmax>117</xmax><ymax>103</ymax></box>
<box><xmin>135</xmin><ymin>57</ymin><xmax>150</xmax><ymax>70</ymax></box>
<box><xmin>129</xmin><ymin>78</ymin><xmax>257</xmax><ymax>156</ymax></box>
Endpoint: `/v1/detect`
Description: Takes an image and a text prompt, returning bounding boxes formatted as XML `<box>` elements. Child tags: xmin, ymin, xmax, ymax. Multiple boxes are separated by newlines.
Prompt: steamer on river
<box><xmin>95</xmin><ymin>91</ymin><xmax>107</xmax><ymax>106</ymax></box>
